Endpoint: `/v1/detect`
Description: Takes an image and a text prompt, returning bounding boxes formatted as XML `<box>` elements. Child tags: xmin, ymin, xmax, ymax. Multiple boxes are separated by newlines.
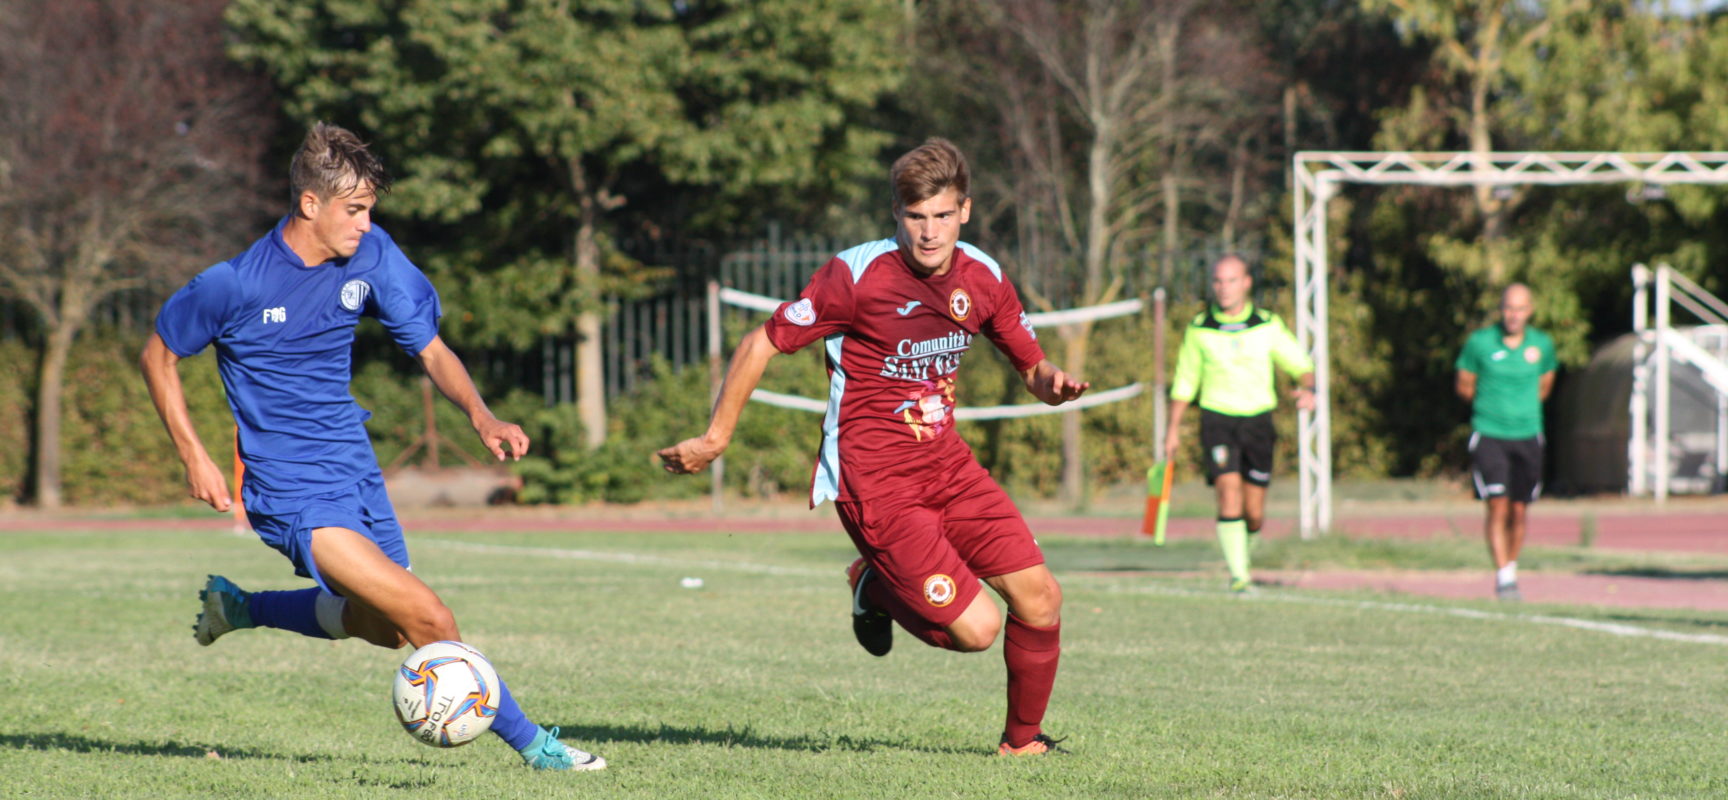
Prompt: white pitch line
<box><xmin>420</xmin><ymin>538</ymin><xmax>1728</xmax><ymax>646</ymax></box>
<box><xmin>419</xmin><ymin>538</ymin><xmax>830</xmax><ymax>578</ymax></box>
<box><xmin>1097</xmin><ymin>581</ymin><xmax>1728</xmax><ymax>646</ymax></box>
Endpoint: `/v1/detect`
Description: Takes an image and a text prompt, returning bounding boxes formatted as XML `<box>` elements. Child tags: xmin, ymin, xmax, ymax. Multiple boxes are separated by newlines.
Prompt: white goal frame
<box><xmin>1293</xmin><ymin>151</ymin><xmax>1728</xmax><ymax>537</ymax></box>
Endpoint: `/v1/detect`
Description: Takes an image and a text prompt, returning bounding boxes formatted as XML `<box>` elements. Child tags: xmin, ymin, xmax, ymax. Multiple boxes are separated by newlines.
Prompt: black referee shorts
<box><xmin>1469</xmin><ymin>432</ymin><xmax>1544</xmax><ymax>503</ymax></box>
<box><xmin>1198</xmin><ymin>409</ymin><xmax>1275</xmax><ymax>487</ymax></box>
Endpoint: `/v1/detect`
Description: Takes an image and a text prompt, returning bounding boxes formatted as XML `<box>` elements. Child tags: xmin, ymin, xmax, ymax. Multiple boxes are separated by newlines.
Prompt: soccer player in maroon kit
<box><xmin>658</xmin><ymin>138</ymin><xmax>1088</xmax><ymax>755</ymax></box>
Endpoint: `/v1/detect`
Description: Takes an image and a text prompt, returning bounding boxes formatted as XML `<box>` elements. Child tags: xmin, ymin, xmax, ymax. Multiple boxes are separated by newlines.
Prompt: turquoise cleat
<box><xmin>194</xmin><ymin>574</ymin><xmax>254</xmax><ymax>646</ymax></box>
<box><xmin>521</xmin><ymin>726</ymin><xmax>606</xmax><ymax>772</ymax></box>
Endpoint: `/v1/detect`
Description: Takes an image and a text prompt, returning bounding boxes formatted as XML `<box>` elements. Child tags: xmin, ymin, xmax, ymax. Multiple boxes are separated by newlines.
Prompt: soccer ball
<box><xmin>392</xmin><ymin>640</ymin><xmax>500</xmax><ymax>747</ymax></box>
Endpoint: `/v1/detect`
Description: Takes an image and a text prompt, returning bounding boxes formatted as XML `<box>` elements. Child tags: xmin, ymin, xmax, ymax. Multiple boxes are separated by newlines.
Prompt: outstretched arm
<box><xmin>140</xmin><ymin>333</ymin><xmax>231</xmax><ymax>511</ymax></box>
<box><xmin>416</xmin><ymin>335</ymin><xmax>529</xmax><ymax>461</ymax></box>
<box><xmin>1019</xmin><ymin>359</ymin><xmax>1090</xmax><ymax>406</ymax></box>
<box><xmin>658</xmin><ymin>325</ymin><xmax>782</xmax><ymax>474</ymax></box>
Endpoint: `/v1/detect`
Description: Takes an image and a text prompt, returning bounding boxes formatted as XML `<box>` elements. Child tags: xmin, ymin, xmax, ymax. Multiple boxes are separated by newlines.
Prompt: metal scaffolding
<box><xmin>1292</xmin><ymin>151</ymin><xmax>1728</xmax><ymax>537</ymax></box>
<box><xmin>1630</xmin><ymin>264</ymin><xmax>1728</xmax><ymax>500</ymax></box>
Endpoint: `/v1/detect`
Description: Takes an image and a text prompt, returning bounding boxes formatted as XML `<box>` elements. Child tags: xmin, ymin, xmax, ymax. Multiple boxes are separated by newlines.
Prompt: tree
<box><xmin>226</xmin><ymin>0</ymin><xmax>908</xmax><ymax>448</ymax></box>
<box><xmin>926</xmin><ymin>0</ymin><xmax>1280</xmax><ymax>503</ymax></box>
<box><xmin>1364</xmin><ymin>0</ymin><xmax>1591</xmax><ymax>283</ymax></box>
<box><xmin>1322</xmin><ymin>1</ymin><xmax>1728</xmax><ymax>478</ymax></box>
<box><xmin>0</xmin><ymin>0</ymin><xmax>271</xmax><ymax>508</ymax></box>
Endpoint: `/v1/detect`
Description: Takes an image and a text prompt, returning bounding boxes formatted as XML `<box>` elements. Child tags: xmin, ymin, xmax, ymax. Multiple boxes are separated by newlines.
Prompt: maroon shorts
<box><xmin>835</xmin><ymin>459</ymin><xmax>1045</xmax><ymax>627</ymax></box>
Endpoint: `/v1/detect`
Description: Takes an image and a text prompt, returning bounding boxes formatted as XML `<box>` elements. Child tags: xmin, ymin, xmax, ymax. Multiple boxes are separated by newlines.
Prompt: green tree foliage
<box><xmin>1322</xmin><ymin>0</ymin><xmax>1728</xmax><ymax>478</ymax></box>
<box><xmin>226</xmin><ymin>0</ymin><xmax>909</xmax><ymax>447</ymax></box>
<box><xmin>0</xmin><ymin>0</ymin><xmax>271</xmax><ymax>507</ymax></box>
<box><xmin>0</xmin><ymin>332</ymin><xmax>235</xmax><ymax>506</ymax></box>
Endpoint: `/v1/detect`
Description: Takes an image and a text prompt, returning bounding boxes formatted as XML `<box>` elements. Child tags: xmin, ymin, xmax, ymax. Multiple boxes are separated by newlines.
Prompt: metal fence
<box><xmin>2</xmin><ymin>231</ymin><xmax>1262</xmax><ymax>405</ymax></box>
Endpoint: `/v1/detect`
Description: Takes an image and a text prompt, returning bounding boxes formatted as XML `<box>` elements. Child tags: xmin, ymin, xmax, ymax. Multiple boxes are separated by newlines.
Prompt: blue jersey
<box><xmin>155</xmin><ymin>218</ymin><xmax>441</xmax><ymax>497</ymax></box>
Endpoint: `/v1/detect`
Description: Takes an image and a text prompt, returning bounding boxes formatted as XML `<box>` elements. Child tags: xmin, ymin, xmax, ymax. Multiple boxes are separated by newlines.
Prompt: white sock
<box><xmin>314</xmin><ymin>591</ymin><xmax>352</xmax><ymax>639</ymax></box>
<box><xmin>1496</xmin><ymin>562</ymin><xmax>1518</xmax><ymax>587</ymax></box>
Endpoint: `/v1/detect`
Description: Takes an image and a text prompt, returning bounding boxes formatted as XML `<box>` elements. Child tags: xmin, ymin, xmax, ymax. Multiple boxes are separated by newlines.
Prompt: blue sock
<box><xmin>247</xmin><ymin>588</ymin><xmax>333</xmax><ymax>639</ymax></box>
<box><xmin>491</xmin><ymin>675</ymin><xmax>539</xmax><ymax>751</ymax></box>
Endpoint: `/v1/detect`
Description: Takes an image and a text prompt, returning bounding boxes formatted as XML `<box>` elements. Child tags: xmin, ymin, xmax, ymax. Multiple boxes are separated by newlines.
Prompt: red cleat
<box><xmin>998</xmin><ymin>733</ymin><xmax>1068</xmax><ymax>756</ymax></box>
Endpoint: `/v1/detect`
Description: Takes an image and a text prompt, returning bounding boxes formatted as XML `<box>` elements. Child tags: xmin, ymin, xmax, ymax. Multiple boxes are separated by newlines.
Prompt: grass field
<box><xmin>5</xmin><ymin>526</ymin><xmax>1728</xmax><ymax>799</ymax></box>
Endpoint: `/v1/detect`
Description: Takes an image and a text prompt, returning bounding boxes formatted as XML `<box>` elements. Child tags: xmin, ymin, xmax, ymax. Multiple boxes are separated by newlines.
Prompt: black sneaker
<box><xmin>999</xmin><ymin>732</ymin><xmax>1069</xmax><ymax>756</ymax></box>
<box><xmin>846</xmin><ymin>558</ymin><xmax>892</xmax><ymax>657</ymax></box>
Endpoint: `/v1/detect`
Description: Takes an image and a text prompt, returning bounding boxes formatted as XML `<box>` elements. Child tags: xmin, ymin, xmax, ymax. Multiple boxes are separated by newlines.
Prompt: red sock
<box><xmin>1002</xmin><ymin>614</ymin><xmax>1060</xmax><ymax>747</ymax></box>
<box><xmin>865</xmin><ymin>574</ymin><xmax>955</xmax><ymax>650</ymax></box>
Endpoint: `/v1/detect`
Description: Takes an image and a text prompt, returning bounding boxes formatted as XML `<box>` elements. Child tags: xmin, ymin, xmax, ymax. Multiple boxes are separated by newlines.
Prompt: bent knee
<box><xmin>950</xmin><ymin>624</ymin><xmax>999</xmax><ymax>652</ymax></box>
<box><xmin>361</xmin><ymin>629</ymin><xmax>408</xmax><ymax>649</ymax></box>
<box><xmin>1013</xmin><ymin>582</ymin><xmax>1063</xmax><ymax>627</ymax></box>
<box><xmin>411</xmin><ymin>603</ymin><xmax>459</xmax><ymax>643</ymax></box>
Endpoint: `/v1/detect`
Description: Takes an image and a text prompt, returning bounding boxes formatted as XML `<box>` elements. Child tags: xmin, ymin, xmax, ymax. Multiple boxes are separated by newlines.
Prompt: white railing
<box><xmin>1630</xmin><ymin>263</ymin><xmax>1728</xmax><ymax>499</ymax></box>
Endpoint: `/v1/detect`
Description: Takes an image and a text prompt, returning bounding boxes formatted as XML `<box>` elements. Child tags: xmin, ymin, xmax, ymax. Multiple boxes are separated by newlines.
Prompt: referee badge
<box><xmin>339</xmin><ymin>279</ymin><xmax>371</xmax><ymax>312</ymax></box>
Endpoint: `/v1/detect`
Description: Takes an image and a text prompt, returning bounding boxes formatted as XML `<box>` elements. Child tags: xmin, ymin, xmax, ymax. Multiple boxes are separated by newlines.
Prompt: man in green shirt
<box><xmin>1166</xmin><ymin>255</ymin><xmax>1315</xmax><ymax>592</ymax></box>
<box><xmin>1455</xmin><ymin>283</ymin><xmax>1557</xmax><ymax>601</ymax></box>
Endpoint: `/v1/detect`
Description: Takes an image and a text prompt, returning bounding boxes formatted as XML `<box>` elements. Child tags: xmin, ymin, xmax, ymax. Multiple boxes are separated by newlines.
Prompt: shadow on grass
<box><xmin>1</xmin><ymin>731</ymin><xmax>332</xmax><ymax>763</ymax></box>
<box><xmin>550</xmin><ymin>721</ymin><xmax>980</xmax><ymax>755</ymax></box>
<box><xmin>1583</xmin><ymin>567</ymin><xmax>1728</xmax><ymax>581</ymax></box>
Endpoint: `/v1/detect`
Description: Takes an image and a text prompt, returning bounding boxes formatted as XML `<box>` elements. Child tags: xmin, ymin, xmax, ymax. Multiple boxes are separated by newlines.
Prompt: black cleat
<box><xmin>846</xmin><ymin>558</ymin><xmax>892</xmax><ymax>657</ymax></box>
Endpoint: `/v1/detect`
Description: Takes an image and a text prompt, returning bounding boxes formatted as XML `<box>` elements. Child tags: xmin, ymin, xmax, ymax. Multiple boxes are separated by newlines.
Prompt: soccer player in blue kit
<box><xmin>140</xmin><ymin>122</ymin><xmax>604</xmax><ymax>771</ymax></box>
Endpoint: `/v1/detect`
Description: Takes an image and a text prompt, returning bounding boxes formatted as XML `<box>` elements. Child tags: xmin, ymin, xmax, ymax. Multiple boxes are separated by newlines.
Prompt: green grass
<box><xmin>5</xmin><ymin>527</ymin><xmax>1728</xmax><ymax>799</ymax></box>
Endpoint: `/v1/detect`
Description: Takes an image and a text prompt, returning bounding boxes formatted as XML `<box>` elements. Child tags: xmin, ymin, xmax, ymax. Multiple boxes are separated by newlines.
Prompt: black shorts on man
<box><xmin>1199</xmin><ymin>409</ymin><xmax>1275</xmax><ymax>487</ymax></box>
<box><xmin>1469</xmin><ymin>432</ymin><xmax>1543</xmax><ymax>503</ymax></box>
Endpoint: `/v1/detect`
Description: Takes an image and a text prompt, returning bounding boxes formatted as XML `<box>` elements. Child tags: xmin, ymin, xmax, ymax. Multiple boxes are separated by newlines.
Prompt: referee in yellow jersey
<box><xmin>1165</xmin><ymin>255</ymin><xmax>1315</xmax><ymax>592</ymax></box>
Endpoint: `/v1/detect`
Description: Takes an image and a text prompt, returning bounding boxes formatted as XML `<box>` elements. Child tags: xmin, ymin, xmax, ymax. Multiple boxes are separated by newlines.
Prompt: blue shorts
<box><xmin>242</xmin><ymin>472</ymin><xmax>409</xmax><ymax>593</ymax></box>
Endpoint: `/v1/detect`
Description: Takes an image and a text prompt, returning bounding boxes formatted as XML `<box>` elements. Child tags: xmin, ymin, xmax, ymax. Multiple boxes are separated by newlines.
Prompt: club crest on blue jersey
<box><xmin>340</xmin><ymin>279</ymin><xmax>372</xmax><ymax>312</ymax></box>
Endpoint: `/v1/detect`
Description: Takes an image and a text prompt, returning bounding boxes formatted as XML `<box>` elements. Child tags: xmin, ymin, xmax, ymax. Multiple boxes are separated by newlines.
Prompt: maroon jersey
<box><xmin>763</xmin><ymin>239</ymin><xmax>1045</xmax><ymax>505</ymax></box>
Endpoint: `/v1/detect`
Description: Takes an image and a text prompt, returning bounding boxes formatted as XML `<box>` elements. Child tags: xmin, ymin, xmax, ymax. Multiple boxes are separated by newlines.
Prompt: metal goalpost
<box><xmin>1292</xmin><ymin>151</ymin><xmax>1728</xmax><ymax>538</ymax></box>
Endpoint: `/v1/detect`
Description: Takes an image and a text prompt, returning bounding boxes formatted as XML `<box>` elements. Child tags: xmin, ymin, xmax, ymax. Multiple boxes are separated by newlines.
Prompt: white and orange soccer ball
<box><xmin>392</xmin><ymin>641</ymin><xmax>500</xmax><ymax>747</ymax></box>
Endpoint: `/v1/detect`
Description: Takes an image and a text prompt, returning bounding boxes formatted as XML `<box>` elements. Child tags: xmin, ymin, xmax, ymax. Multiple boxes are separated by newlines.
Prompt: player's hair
<box><xmin>890</xmin><ymin>137</ymin><xmax>970</xmax><ymax>211</ymax></box>
<box><xmin>288</xmin><ymin>122</ymin><xmax>391</xmax><ymax>209</ymax></box>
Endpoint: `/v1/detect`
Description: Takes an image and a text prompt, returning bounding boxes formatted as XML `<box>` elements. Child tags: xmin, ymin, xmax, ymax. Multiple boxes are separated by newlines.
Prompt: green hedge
<box><xmin>2</xmin><ymin>331</ymin><xmax>236</xmax><ymax>506</ymax></box>
<box><xmin>511</xmin><ymin>311</ymin><xmax>1239</xmax><ymax>505</ymax></box>
<box><xmin>5</xmin><ymin>310</ymin><xmax>1332</xmax><ymax>507</ymax></box>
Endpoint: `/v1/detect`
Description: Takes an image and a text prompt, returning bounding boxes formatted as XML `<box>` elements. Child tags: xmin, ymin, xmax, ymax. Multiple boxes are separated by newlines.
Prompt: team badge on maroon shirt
<box><xmin>785</xmin><ymin>298</ymin><xmax>816</xmax><ymax>326</ymax></box>
<box><xmin>948</xmin><ymin>288</ymin><xmax>972</xmax><ymax>321</ymax></box>
<box><xmin>923</xmin><ymin>573</ymin><xmax>957</xmax><ymax>607</ymax></box>
<box><xmin>759</xmin><ymin>240</ymin><xmax>1048</xmax><ymax>505</ymax></box>
<box><xmin>899</xmin><ymin>376</ymin><xmax>957</xmax><ymax>441</ymax></box>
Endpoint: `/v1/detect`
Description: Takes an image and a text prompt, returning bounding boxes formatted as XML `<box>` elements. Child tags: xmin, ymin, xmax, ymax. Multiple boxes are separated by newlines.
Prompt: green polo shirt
<box><xmin>1455</xmin><ymin>324</ymin><xmax>1557</xmax><ymax>439</ymax></box>
<box><xmin>1170</xmin><ymin>304</ymin><xmax>1314</xmax><ymax>417</ymax></box>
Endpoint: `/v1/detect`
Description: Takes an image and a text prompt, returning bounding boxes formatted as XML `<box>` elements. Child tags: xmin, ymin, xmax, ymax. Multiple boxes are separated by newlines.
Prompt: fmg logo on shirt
<box><xmin>261</xmin><ymin>307</ymin><xmax>287</xmax><ymax>324</ymax></box>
